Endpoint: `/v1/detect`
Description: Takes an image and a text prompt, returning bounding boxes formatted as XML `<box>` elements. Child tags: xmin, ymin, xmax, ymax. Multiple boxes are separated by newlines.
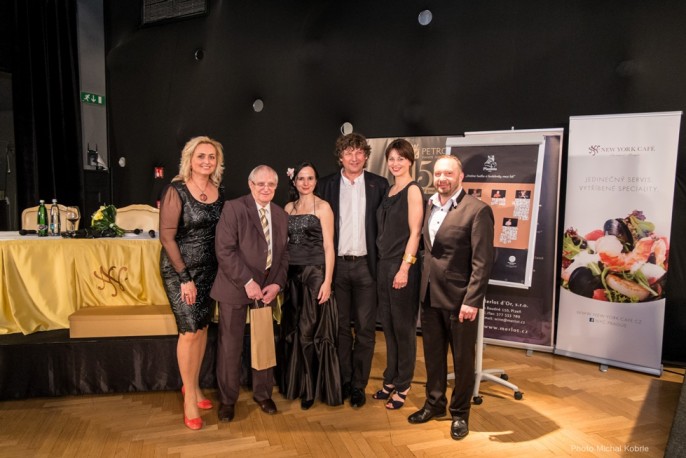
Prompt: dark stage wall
<box><xmin>103</xmin><ymin>1</ymin><xmax>686</xmax><ymax>362</ymax></box>
<box><xmin>104</xmin><ymin>1</ymin><xmax>686</xmax><ymax>205</ymax></box>
<box><xmin>2</xmin><ymin>1</ymin><xmax>685</xmax><ymax>361</ymax></box>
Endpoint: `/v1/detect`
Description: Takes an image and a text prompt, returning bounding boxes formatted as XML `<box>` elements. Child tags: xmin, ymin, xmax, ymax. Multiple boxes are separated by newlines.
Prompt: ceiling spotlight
<box><xmin>253</xmin><ymin>99</ymin><xmax>264</xmax><ymax>112</ymax></box>
<box><xmin>194</xmin><ymin>48</ymin><xmax>204</xmax><ymax>61</ymax></box>
<box><xmin>418</xmin><ymin>10</ymin><xmax>433</xmax><ymax>26</ymax></box>
<box><xmin>340</xmin><ymin>122</ymin><xmax>353</xmax><ymax>135</ymax></box>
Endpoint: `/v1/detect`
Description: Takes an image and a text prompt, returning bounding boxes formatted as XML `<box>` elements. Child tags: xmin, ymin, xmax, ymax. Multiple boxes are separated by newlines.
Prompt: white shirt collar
<box><xmin>340</xmin><ymin>169</ymin><xmax>365</xmax><ymax>186</ymax></box>
<box><xmin>429</xmin><ymin>187</ymin><xmax>463</xmax><ymax>210</ymax></box>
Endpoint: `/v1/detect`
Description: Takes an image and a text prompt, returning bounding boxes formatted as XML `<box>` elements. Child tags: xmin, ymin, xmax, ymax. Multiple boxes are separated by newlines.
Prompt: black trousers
<box><xmin>334</xmin><ymin>257</ymin><xmax>377</xmax><ymax>389</ymax></box>
<box><xmin>420</xmin><ymin>290</ymin><xmax>478</xmax><ymax>421</ymax></box>
<box><xmin>216</xmin><ymin>302</ymin><xmax>273</xmax><ymax>406</ymax></box>
<box><xmin>377</xmin><ymin>259</ymin><xmax>420</xmax><ymax>392</ymax></box>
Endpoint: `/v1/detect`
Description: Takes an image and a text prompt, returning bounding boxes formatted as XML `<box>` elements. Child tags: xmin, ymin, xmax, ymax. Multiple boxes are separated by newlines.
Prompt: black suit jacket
<box><xmin>420</xmin><ymin>191</ymin><xmax>494</xmax><ymax>311</ymax></box>
<box><xmin>317</xmin><ymin>170</ymin><xmax>389</xmax><ymax>277</ymax></box>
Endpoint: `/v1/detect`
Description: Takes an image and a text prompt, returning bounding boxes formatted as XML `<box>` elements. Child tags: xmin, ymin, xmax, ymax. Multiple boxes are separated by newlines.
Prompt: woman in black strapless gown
<box><xmin>279</xmin><ymin>161</ymin><xmax>342</xmax><ymax>409</ymax></box>
<box><xmin>159</xmin><ymin>136</ymin><xmax>225</xmax><ymax>430</ymax></box>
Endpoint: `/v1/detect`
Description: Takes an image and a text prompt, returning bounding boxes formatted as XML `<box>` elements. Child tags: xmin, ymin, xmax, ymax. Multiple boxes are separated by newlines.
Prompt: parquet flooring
<box><xmin>0</xmin><ymin>332</ymin><xmax>683</xmax><ymax>457</ymax></box>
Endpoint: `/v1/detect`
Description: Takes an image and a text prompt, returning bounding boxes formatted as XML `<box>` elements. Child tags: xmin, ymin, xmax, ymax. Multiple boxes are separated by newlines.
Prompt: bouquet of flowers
<box><xmin>91</xmin><ymin>204</ymin><xmax>125</xmax><ymax>237</ymax></box>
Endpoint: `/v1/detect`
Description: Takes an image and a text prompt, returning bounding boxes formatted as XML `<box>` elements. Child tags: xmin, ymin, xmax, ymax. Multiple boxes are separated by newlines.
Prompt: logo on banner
<box><xmin>506</xmin><ymin>255</ymin><xmax>518</xmax><ymax>268</ymax></box>
<box><xmin>411</xmin><ymin>143</ymin><xmax>420</xmax><ymax>160</ymax></box>
<box><xmin>587</xmin><ymin>144</ymin><xmax>655</xmax><ymax>157</ymax></box>
<box><xmin>483</xmin><ymin>155</ymin><xmax>498</xmax><ymax>172</ymax></box>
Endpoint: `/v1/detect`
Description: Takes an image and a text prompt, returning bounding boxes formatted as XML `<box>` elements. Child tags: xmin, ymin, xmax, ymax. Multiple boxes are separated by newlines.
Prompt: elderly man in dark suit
<box><xmin>408</xmin><ymin>154</ymin><xmax>494</xmax><ymax>440</ymax></box>
<box><xmin>211</xmin><ymin>165</ymin><xmax>289</xmax><ymax>422</ymax></box>
<box><xmin>317</xmin><ymin>133</ymin><xmax>389</xmax><ymax>408</ymax></box>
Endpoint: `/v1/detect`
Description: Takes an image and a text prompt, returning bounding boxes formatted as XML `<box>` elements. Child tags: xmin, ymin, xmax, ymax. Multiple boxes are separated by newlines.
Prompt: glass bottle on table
<box><xmin>37</xmin><ymin>200</ymin><xmax>48</xmax><ymax>237</ymax></box>
<box><xmin>49</xmin><ymin>198</ymin><xmax>61</xmax><ymax>236</ymax></box>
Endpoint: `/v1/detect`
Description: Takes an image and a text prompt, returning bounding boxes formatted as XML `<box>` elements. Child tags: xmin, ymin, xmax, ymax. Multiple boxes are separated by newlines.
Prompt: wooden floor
<box><xmin>0</xmin><ymin>332</ymin><xmax>683</xmax><ymax>457</ymax></box>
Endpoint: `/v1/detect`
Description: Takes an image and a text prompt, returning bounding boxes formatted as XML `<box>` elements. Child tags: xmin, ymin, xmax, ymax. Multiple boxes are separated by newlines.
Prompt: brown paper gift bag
<box><xmin>250</xmin><ymin>301</ymin><xmax>276</xmax><ymax>370</ymax></box>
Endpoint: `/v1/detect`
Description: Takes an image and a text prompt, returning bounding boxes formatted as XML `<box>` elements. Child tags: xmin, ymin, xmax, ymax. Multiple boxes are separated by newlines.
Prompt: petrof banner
<box><xmin>555</xmin><ymin>112</ymin><xmax>682</xmax><ymax>375</ymax></box>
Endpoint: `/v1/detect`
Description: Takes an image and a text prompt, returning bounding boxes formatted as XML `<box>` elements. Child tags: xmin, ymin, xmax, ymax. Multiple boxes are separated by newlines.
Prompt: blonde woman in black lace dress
<box><xmin>160</xmin><ymin>136</ymin><xmax>225</xmax><ymax>430</ymax></box>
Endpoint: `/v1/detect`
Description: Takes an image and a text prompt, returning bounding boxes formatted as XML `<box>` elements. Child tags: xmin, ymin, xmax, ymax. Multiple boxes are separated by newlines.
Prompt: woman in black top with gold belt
<box><xmin>373</xmin><ymin>139</ymin><xmax>424</xmax><ymax>410</ymax></box>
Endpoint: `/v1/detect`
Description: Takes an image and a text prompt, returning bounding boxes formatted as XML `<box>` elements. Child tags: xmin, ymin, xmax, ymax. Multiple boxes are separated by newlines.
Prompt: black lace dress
<box><xmin>279</xmin><ymin>214</ymin><xmax>342</xmax><ymax>406</ymax></box>
<box><xmin>159</xmin><ymin>181</ymin><xmax>224</xmax><ymax>333</ymax></box>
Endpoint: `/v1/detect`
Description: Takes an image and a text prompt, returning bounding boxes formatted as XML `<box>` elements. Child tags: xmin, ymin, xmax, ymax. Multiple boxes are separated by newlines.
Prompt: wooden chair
<box><xmin>21</xmin><ymin>204</ymin><xmax>81</xmax><ymax>231</ymax></box>
<box><xmin>115</xmin><ymin>204</ymin><xmax>159</xmax><ymax>232</ymax></box>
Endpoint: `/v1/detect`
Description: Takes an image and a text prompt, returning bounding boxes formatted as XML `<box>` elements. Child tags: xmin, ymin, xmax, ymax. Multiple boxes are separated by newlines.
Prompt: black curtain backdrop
<box><xmin>12</xmin><ymin>0</ymin><xmax>83</xmax><ymax>215</ymax></box>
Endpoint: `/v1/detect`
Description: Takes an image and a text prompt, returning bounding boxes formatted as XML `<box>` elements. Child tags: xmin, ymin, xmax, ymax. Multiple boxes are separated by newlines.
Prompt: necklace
<box><xmin>190</xmin><ymin>178</ymin><xmax>210</xmax><ymax>201</ymax></box>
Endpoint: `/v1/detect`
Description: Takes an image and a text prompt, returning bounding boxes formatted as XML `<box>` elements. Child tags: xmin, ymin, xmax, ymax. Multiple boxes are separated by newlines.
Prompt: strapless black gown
<box><xmin>279</xmin><ymin>214</ymin><xmax>342</xmax><ymax>406</ymax></box>
<box><xmin>160</xmin><ymin>182</ymin><xmax>224</xmax><ymax>333</ymax></box>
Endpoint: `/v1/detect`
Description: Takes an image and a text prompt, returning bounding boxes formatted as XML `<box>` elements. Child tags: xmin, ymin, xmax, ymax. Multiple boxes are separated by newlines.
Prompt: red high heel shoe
<box><xmin>182</xmin><ymin>385</ymin><xmax>214</xmax><ymax>410</ymax></box>
<box><xmin>184</xmin><ymin>415</ymin><xmax>203</xmax><ymax>430</ymax></box>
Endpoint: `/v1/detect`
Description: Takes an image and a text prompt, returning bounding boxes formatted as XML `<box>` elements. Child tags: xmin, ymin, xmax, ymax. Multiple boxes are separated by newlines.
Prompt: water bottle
<box><xmin>37</xmin><ymin>200</ymin><xmax>49</xmax><ymax>237</ymax></box>
<box><xmin>49</xmin><ymin>198</ymin><xmax>61</xmax><ymax>236</ymax></box>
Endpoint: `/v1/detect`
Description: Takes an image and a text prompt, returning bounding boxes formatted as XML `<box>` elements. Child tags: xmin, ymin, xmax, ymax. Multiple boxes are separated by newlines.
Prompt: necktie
<box><xmin>259</xmin><ymin>207</ymin><xmax>272</xmax><ymax>269</ymax></box>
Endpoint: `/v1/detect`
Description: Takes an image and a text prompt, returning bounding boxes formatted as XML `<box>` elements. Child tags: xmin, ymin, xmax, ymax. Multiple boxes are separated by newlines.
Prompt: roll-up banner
<box><xmin>446</xmin><ymin>134</ymin><xmax>545</xmax><ymax>289</ymax></box>
<box><xmin>368</xmin><ymin>130</ymin><xmax>562</xmax><ymax>350</ymax></box>
<box><xmin>555</xmin><ymin>112</ymin><xmax>682</xmax><ymax>375</ymax></box>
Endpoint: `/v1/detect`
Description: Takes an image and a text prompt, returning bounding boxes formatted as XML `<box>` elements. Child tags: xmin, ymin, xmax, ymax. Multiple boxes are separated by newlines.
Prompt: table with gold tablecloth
<box><xmin>0</xmin><ymin>232</ymin><xmax>169</xmax><ymax>334</ymax></box>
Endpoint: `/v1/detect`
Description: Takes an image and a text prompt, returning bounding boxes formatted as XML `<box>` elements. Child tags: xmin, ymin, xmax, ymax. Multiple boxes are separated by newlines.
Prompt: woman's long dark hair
<box><xmin>287</xmin><ymin>161</ymin><xmax>321</xmax><ymax>204</ymax></box>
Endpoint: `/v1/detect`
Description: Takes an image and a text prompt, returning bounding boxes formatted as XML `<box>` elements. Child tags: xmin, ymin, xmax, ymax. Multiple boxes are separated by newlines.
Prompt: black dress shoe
<box><xmin>407</xmin><ymin>407</ymin><xmax>446</xmax><ymax>424</ymax></box>
<box><xmin>350</xmin><ymin>388</ymin><xmax>366</xmax><ymax>408</ymax></box>
<box><xmin>253</xmin><ymin>397</ymin><xmax>277</xmax><ymax>415</ymax></box>
<box><xmin>300</xmin><ymin>399</ymin><xmax>314</xmax><ymax>410</ymax></box>
<box><xmin>218</xmin><ymin>403</ymin><xmax>235</xmax><ymax>422</ymax></box>
<box><xmin>342</xmin><ymin>382</ymin><xmax>352</xmax><ymax>400</ymax></box>
<box><xmin>450</xmin><ymin>417</ymin><xmax>469</xmax><ymax>440</ymax></box>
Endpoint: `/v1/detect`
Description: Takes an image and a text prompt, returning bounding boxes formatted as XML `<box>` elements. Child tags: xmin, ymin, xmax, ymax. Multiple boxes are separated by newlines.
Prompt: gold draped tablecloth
<box><xmin>0</xmin><ymin>232</ymin><xmax>169</xmax><ymax>335</ymax></box>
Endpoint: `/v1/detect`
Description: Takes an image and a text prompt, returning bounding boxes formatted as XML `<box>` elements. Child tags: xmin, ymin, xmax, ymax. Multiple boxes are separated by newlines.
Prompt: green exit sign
<box><xmin>81</xmin><ymin>92</ymin><xmax>105</xmax><ymax>105</ymax></box>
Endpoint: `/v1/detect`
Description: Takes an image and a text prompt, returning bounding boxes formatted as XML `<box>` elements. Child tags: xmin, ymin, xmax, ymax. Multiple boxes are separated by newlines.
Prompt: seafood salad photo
<box><xmin>561</xmin><ymin>211</ymin><xmax>669</xmax><ymax>302</ymax></box>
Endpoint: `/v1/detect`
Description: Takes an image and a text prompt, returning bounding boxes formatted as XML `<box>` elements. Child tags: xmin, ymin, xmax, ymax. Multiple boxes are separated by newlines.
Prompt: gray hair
<box><xmin>248</xmin><ymin>165</ymin><xmax>279</xmax><ymax>184</ymax></box>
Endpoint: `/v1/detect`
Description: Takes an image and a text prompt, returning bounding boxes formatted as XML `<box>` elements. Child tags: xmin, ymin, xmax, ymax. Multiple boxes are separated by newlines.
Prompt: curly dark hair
<box><xmin>333</xmin><ymin>132</ymin><xmax>372</xmax><ymax>167</ymax></box>
<box><xmin>287</xmin><ymin>161</ymin><xmax>321</xmax><ymax>204</ymax></box>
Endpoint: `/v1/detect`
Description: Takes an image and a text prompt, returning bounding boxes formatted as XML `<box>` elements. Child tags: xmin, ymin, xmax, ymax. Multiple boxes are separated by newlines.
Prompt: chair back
<box><xmin>115</xmin><ymin>204</ymin><xmax>160</xmax><ymax>232</ymax></box>
<box><xmin>21</xmin><ymin>205</ymin><xmax>81</xmax><ymax>231</ymax></box>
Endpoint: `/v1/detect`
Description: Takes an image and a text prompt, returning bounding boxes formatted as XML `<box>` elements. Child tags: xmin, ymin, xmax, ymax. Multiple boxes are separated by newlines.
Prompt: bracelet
<box><xmin>402</xmin><ymin>253</ymin><xmax>417</xmax><ymax>265</ymax></box>
<box><xmin>178</xmin><ymin>269</ymin><xmax>193</xmax><ymax>283</ymax></box>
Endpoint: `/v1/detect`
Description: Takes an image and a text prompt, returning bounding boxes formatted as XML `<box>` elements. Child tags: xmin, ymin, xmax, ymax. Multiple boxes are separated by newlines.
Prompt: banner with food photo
<box><xmin>555</xmin><ymin>111</ymin><xmax>682</xmax><ymax>375</ymax></box>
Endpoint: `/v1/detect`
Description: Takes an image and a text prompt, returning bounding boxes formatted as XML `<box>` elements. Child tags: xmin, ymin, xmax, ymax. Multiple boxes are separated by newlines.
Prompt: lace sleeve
<box><xmin>159</xmin><ymin>184</ymin><xmax>189</xmax><ymax>278</ymax></box>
